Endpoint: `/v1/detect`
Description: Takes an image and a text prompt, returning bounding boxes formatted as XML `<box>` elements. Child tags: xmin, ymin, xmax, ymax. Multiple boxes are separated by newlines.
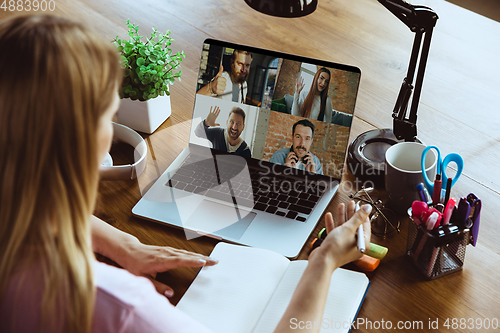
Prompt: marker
<box><xmin>411</xmin><ymin>200</ymin><xmax>428</xmax><ymax>225</ymax></box>
<box><xmin>456</xmin><ymin>197</ymin><xmax>471</xmax><ymax>230</ymax></box>
<box><xmin>318</xmin><ymin>228</ymin><xmax>327</xmax><ymax>240</ymax></box>
<box><xmin>432</xmin><ymin>174</ymin><xmax>442</xmax><ymax>205</ymax></box>
<box><xmin>310</xmin><ymin>237</ymin><xmax>322</xmax><ymax>250</ymax></box>
<box><xmin>442</xmin><ymin>198</ymin><xmax>457</xmax><ymax>225</ymax></box>
<box><xmin>353</xmin><ymin>255</ymin><xmax>380</xmax><ymax>272</ymax></box>
<box><xmin>435</xmin><ymin>203</ymin><xmax>444</xmax><ymax>213</ymax></box>
<box><xmin>365</xmin><ymin>243</ymin><xmax>388</xmax><ymax>260</ymax></box>
<box><xmin>426</xmin><ymin>211</ymin><xmax>441</xmax><ymax>230</ymax></box>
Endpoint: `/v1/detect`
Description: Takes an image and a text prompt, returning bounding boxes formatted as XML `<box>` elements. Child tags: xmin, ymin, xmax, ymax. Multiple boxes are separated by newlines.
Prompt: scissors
<box><xmin>421</xmin><ymin>145</ymin><xmax>464</xmax><ymax>197</ymax></box>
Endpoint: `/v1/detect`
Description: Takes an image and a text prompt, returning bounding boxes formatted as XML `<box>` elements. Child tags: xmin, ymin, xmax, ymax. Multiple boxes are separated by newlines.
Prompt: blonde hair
<box><xmin>0</xmin><ymin>15</ymin><xmax>122</xmax><ymax>332</ymax></box>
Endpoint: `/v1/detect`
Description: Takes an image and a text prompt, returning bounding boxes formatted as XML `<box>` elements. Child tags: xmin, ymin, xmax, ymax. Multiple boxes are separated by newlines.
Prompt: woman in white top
<box><xmin>291</xmin><ymin>67</ymin><xmax>333</xmax><ymax>122</ymax></box>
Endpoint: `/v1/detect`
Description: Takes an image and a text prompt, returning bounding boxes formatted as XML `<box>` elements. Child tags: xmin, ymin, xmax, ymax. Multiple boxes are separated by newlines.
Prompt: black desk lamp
<box><xmin>245</xmin><ymin>0</ymin><xmax>438</xmax><ymax>182</ymax></box>
<box><xmin>347</xmin><ymin>0</ymin><xmax>438</xmax><ymax>182</ymax></box>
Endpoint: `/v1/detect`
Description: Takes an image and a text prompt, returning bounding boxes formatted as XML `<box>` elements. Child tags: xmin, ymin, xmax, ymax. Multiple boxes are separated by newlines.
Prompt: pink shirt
<box><xmin>0</xmin><ymin>260</ymin><xmax>213</xmax><ymax>333</ymax></box>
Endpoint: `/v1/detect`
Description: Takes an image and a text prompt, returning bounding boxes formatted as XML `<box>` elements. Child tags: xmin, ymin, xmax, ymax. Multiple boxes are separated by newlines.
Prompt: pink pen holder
<box><xmin>406</xmin><ymin>219</ymin><xmax>469</xmax><ymax>280</ymax></box>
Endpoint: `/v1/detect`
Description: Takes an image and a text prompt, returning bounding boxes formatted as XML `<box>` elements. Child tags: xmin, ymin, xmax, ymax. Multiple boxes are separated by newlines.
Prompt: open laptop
<box><xmin>132</xmin><ymin>39</ymin><xmax>361</xmax><ymax>258</ymax></box>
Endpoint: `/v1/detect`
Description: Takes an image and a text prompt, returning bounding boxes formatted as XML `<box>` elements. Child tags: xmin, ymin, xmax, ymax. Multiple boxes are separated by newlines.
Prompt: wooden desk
<box><xmin>2</xmin><ymin>0</ymin><xmax>499</xmax><ymax>330</ymax></box>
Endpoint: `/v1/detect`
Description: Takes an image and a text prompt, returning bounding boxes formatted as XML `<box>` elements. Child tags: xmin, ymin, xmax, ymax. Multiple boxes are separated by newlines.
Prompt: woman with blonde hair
<box><xmin>0</xmin><ymin>15</ymin><xmax>216</xmax><ymax>333</ymax></box>
<box><xmin>291</xmin><ymin>67</ymin><xmax>333</xmax><ymax>122</ymax></box>
<box><xmin>0</xmin><ymin>14</ymin><xmax>372</xmax><ymax>333</ymax></box>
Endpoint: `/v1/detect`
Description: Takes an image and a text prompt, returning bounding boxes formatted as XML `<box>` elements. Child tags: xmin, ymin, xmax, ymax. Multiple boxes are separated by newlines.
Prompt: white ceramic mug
<box><xmin>385</xmin><ymin>142</ymin><xmax>437</xmax><ymax>213</ymax></box>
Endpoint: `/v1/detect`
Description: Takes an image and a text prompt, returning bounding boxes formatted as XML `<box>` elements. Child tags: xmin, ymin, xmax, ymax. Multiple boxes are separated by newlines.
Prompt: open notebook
<box><xmin>177</xmin><ymin>243</ymin><xmax>369</xmax><ymax>333</ymax></box>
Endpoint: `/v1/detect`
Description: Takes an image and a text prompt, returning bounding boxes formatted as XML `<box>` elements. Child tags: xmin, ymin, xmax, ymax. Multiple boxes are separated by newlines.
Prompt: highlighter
<box><xmin>353</xmin><ymin>255</ymin><xmax>380</xmax><ymax>272</ymax></box>
<box><xmin>442</xmin><ymin>198</ymin><xmax>457</xmax><ymax>225</ymax></box>
<box><xmin>365</xmin><ymin>243</ymin><xmax>388</xmax><ymax>260</ymax></box>
<box><xmin>318</xmin><ymin>228</ymin><xmax>388</xmax><ymax>260</ymax></box>
<box><xmin>310</xmin><ymin>237</ymin><xmax>322</xmax><ymax>250</ymax></box>
<box><xmin>311</xmin><ymin>235</ymin><xmax>381</xmax><ymax>272</ymax></box>
<box><xmin>318</xmin><ymin>228</ymin><xmax>327</xmax><ymax>240</ymax></box>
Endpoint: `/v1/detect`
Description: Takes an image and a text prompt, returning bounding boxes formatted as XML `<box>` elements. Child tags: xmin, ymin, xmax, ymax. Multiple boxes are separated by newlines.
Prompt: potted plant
<box><xmin>113</xmin><ymin>20</ymin><xmax>184</xmax><ymax>134</ymax></box>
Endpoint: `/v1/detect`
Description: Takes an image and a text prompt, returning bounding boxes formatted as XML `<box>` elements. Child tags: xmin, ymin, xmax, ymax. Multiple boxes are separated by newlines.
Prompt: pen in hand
<box><xmin>355</xmin><ymin>202</ymin><xmax>366</xmax><ymax>253</ymax></box>
<box><xmin>358</xmin><ymin>224</ymin><xmax>365</xmax><ymax>253</ymax></box>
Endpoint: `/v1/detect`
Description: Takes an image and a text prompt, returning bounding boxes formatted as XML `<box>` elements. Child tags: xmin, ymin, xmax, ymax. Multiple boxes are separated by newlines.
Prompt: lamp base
<box><xmin>347</xmin><ymin>129</ymin><xmax>421</xmax><ymax>184</ymax></box>
<box><xmin>244</xmin><ymin>0</ymin><xmax>317</xmax><ymax>18</ymax></box>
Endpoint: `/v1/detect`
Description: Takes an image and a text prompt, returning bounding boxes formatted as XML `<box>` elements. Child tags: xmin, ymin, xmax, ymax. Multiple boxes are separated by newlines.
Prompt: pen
<box><xmin>432</xmin><ymin>174</ymin><xmax>442</xmax><ymax>205</ymax></box>
<box><xmin>358</xmin><ymin>224</ymin><xmax>365</xmax><ymax>253</ymax></box>
<box><xmin>443</xmin><ymin>177</ymin><xmax>452</xmax><ymax>206</ymax></box>
<box><xmin>417</xmin><ymin>183</ymin><xmax>432</xmax><ymax>204</ymax></box>
<box><xmin>421</xmin><ymin>183</ymin><xmax>432</xmax><ymax>204</ymax></box>
<box><xmin>416</xmin><ymin>183</ymin><xmax>426</xmax><ymax>202</ymax></box>
<box><xmin>354</xmin><ymin>202</ymin><xmax>365</xmax><ymax>253</ymax></box>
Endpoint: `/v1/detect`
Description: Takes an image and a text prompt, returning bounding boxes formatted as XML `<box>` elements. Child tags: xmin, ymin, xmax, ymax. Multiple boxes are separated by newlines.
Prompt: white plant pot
<box><xmin>117</xmin><ymin>93</ymin><xmax>171</xmax><ymax>134</ymax></box>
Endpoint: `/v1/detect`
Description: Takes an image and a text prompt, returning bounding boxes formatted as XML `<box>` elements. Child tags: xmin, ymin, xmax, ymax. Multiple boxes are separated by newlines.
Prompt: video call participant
<box><xmin>291</xmin><ymin>67</ymin><xmax>333</xmax><ymax>122</ymax></box>
<box><xmin>197</xmin><ymin>50</ymin><xmax>253</xmax><ymax>104</ymax></box>
<box><xmin>269</xmin><ymin>119</ymin><xmax>323</xmax><ymax>174</ymax></box>
<box><xmin>194</xmin><ymin>105</ymin><xmax>252</xmax><ymax>158</ymax></box>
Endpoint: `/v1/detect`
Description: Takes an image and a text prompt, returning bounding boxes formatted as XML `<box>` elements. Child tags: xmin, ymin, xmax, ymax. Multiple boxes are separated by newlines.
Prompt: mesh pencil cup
<box><xmin>406</xmin><ymin>220</ymin><xmax>469</xmax><ymax>280</ymax></box>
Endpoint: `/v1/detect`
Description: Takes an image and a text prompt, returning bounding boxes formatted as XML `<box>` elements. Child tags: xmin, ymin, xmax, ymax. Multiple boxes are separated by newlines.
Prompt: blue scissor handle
<box><xmin>421</xmin><ymin>145</ymin><xmax>464</xmax><ymax>195</ymax></box>
<box><xmin>441</xmin><ymin>153</ymin><xmax>464</xmax><ymax>188</ymax></box>
<box><xmin>421</xmin><ymin>145</ymin><xmax>441</xmax><ymax>194</ymax></box>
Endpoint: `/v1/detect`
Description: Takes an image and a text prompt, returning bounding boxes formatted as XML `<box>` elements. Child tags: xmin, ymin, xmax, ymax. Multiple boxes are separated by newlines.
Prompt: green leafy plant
<box><xmin>113</xmin><ymin>20</ymin><xmax>185</xmax><ymax>101</ymax></box>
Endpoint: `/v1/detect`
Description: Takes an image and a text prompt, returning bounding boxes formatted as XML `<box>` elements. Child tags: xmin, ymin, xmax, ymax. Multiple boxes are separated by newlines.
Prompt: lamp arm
<box><xmin>378</xmin><ymin>0</ymin><xmax>438</xmax><ymax>141</ymax></box>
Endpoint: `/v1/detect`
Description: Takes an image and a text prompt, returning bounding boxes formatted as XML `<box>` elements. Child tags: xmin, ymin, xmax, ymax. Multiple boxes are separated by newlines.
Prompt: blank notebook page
<box><xmin>176</xmin><ymin>243</ymin><xmax>290</xmax><ymax>333</ymax></box>
<box><xmin>254</xmin><ymin>264</ymin><xmax>368</xmax><ymax>333</ymax></box>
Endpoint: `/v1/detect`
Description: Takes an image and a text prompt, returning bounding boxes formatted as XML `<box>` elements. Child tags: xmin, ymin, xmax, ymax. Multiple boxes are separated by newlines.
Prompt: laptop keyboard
<box><xmin>165</xmin><ymin>155</ymin><xmax>328</xmax><ymax>222</ymax></box>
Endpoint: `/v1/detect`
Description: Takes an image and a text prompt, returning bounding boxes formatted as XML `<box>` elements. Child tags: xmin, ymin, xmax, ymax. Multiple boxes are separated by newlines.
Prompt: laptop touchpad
<box><xmin>184</xmin><ymin>200</ymin><xmax>256</xmax><ymax>240</ymax></box>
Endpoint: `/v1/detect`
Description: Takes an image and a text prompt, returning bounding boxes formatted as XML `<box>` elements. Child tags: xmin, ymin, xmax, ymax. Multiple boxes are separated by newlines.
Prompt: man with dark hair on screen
<box><xmin>197</xmin><ymin>49</ymin><xmax>253</xmax><ymax>104</ymax></box>
<box><xmin>269</xmin><ymin>119</ymin><xmax>323</xmax><ymax>174</ymax></box>
<box><xmin>194</xmin><ymin>105</ymin><xmax>252</xmax><ymax>158</ymax></box>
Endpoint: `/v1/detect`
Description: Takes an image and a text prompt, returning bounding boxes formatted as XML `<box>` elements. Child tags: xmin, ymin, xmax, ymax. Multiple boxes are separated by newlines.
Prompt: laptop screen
<box><xmin>190</xmin><ymin>39</ymin><xmax>361</xmax><ymax>180</ymax></box>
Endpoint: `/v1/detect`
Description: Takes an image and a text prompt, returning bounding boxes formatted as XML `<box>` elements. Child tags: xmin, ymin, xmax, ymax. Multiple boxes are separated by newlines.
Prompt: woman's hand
<box><xmin>309</xmin><ymin>201</ymin><xmax>371</xmax><ymax>270</ymax></box>
<box><xmin>295</xmin><ymin>76</ymin><xmax>305</xmax><ymax>95</ymax></box>
<box><xmin>274</xmin><ymin>202</ymin><xmax>371</xmax><ymax>332</ymax></box>
<box><xmin>91</xmin><ymin>215</ymin><xmax>217</xmax><ymax>298</ymax></box>
<box><xmin>119</xmin><ymin>239</ymin><xmax>218</xmax><ymax>298</ymax></box>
